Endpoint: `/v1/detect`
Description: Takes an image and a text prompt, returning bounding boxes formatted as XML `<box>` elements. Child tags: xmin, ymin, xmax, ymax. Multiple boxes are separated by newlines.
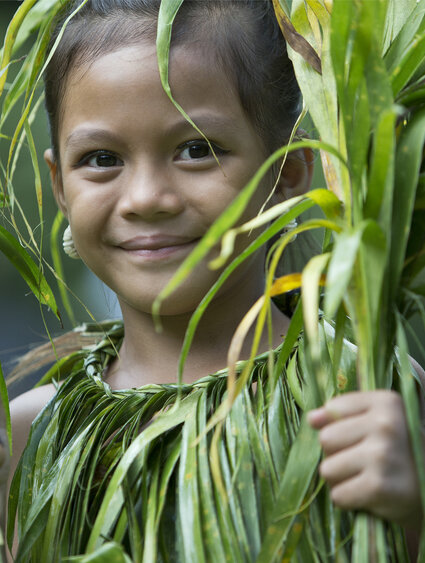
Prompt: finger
<box><xmin>329</xmin><ymin>472</ymin><xmax>371</xmax><ymax>511</ymax></box>
<box><xmin>318</xmin><ymin>414</ymin><xmax>369</xmax><ymax>454</ymax></box>
<box><xmin>319</xmin><ymin>444</ymin><xmax>364</xmax><ymax>486</ymax></box>
<box><xmin>331</xmin><ymin>467</ymin><xmax>423</xmax><ymax>526</ymax></box>
<box><xmin>328</xmin><ymin>468</ymin><xmax>391</xmax><ymax>515</ymax></box>
<box><xmin>308</xmin><ymin>390</ymin><xmax>398</xmax><ymax>429</ymax></box>
<box><xmin>308</xmin><ymin>394</ymin><xmax>369</xmax><ymax>429</ymax></box>
<box><xmin>307</xmin><ymin>401</ymin><xmax>365</xmax><ymax>430</ymax></box>
<box><xmin>307</xmin><ymin>406</ymin><xmax>332</xmax><ymax>429</ymax></box>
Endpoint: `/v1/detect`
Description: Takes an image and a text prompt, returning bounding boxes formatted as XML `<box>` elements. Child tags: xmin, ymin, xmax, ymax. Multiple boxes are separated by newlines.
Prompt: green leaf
<box><xmin>364</xmin><ymin>108</ymin><xmax>398</xmax><ymax>231</ymax></box>
<box><xmin>0</xmin><ymin>362</ymin><xmax>11</xmax><ymax>456</ymax></box>
<box><xmin>291</xmin><ymin>0</ymin><xmax>346</xmax><ymax>204</ymax></box>
<box><xmin>396</xmin><ymin>316</ymin><xmax>425</xmax><ymax>523</ymax></box>
<box><xmin>358</xmin><ymin>222</ymin><xmax>387</xmax><ymax>339</ymax></box>
<box><xmin>383</xmin><ymin>0</ymin><xmax>422</xmax><ymax>53</ymax></box>
<box><xmin>324</xmin><ymin>229</ymin><xmax>361</xmax><ymax>320</ymax></box>
<box><xmin>302</xmin><ymin>253</ymin><xmax>331</xmax><ymax>407</ymax></box>
<box><xmin>142</xmin><ymin>440</ymin><xmax>180</xmax><ymax>562</ymax></box>
<box><xmin>352</xmin><ymin>515</ymin><xmax>387</xmax><ymax>563</ymax></box>
<box><xmin>397</xmin><ymin>79</ymin><xmax>425</xmax><ymax>107</ymax></box>
<box><xmin>5</xmin><ymin>0</ymin><xmax>89</xmax><ymax>182</ymax></box>
<box><xmin>86</xmin><ymin>391</ymin><xmax>201</xmax><ymax>553</ymax></box>
<box><xmin>16</xmin><ymin>421</ymin><xmax>93</xmax><ymax>560</ymax></box>
<box><xmin>391</xmin><ymin>31</ymin><xmax>425</xmax><ymax>95</ymax></box>
<box><xmin>0</xmin><ymin>0</ymin><xmax>38</xmax><ymax>97</ymax></box>
<box><xmin>64</xmin><ymin>542</ymin><xmax>133</xmax><ymax>563</ymax></box>
<box><xmin>177</xmin><ymin>396</ymin><xmax>206</xmax><ymax>563</ymax></box>
<box><xmin>302</xmin><ymin>252</ymin><xmax>331</xmax><ymax>367</ymax></box>
<box><xmin>390</xmin><ymin>106</ymin><xmax>425</xmax><ymax>298</ymax></box>
<box><xmin>194</xmin><ymin>394</ymin><xmax>228</xmax><ymax>562</ymax></box>
<box><xmin>385</xmin><ymin>0</ymin><xmax>425</xmax><ymax>92</ymax></box>
<box><xmin>254</xmin><ymin>416</ymin><xmax>321</xmax><ymax>562</ymax></box>
<box><xmin>9</xmin><ymin>0</ymin><xmax>67</xmax><ymax>56</ymax></box>
<box><xmin>156</xmin><ymin>0</ymin><xmax>219</xmax><ymax>160</ymax></box>
<box><xmin>325</xmin><ymin>221</ymin><xmax>387</xmax><ymax>326</ymax></box>
<box><xmin>228</xmin><ymin>392</ymin><xmax>262</xmax><ymax>558</ymax></box>
<box><xmin>0</xmin><ymin>225</ymin><xmax>60</xmax><ymax>319</ymax></box>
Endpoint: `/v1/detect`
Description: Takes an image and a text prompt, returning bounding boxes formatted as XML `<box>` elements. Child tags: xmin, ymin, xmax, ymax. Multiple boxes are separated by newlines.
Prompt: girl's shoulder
<box><xmin>11</xmin><ymin>383</ymin><xmax>57</xmax><ymax>423</ymax></box>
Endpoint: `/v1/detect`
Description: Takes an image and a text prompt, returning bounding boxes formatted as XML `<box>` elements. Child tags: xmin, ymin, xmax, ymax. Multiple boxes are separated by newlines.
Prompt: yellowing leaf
<box><xmin>269</xmin><ymin>273</ymin><xmax>326</xmax><ymax>297</ymax></box>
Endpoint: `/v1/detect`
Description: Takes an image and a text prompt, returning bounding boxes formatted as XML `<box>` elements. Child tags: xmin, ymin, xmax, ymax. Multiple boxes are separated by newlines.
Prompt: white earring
<box><xmin>63</xmin><ymin>224</ymin><xmax>80</xmax><ymax>259</ymax></box>
<box><xmin>280</xmin><ymin>219</ymin><xmax>298</xmax><ymax>242</ymax></box>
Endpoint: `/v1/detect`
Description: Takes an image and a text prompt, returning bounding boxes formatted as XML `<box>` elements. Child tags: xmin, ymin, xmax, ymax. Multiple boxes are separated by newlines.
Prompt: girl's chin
<box><xmin>118</xmin><ymin>297</ymin><xmax>204</xmax><ymax>318</ymax></box>
<box><xmin>115</xmin><ymin>282</ymin><xmax>210</xmax><ymax>318</ymax></box>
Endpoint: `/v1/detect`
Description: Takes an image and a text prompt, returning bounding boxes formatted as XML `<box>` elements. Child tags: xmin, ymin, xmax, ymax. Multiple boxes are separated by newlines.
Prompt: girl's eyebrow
<box><xmin>165</xmin><ymin>113</ymin><xmax>244</xmax><ymax>137</ymax></box>
<box><xmin>64</xmin><ymin>114</ymin><xmax>244</xmax><ymax>151</ymax></box>
<box><xmin>65</xmin><ymin>128</ymin><xmax>122</xmax><ymax>150</ymax></box>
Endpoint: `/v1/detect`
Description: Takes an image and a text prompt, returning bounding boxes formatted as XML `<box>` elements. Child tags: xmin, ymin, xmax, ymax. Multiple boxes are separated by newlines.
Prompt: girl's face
<box><xmin>47</xmin><ymin>42</ymin><xmax>289</xmax><ymax>316</ymax></box>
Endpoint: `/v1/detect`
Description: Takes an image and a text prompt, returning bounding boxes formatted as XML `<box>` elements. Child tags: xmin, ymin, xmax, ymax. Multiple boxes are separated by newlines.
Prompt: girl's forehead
<box><xmin>59</xmin><ymin>43</ymin><xmax>262</xmax><ymax>152</ymax></box>
<box><xmin>65</xmin><ymin>41</ymin><xmax>235</xmax><ymax>106</ymax></box>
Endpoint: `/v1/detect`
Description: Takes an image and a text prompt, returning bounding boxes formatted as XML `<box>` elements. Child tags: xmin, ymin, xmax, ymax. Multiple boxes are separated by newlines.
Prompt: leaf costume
<box><xmin>8</xmin><ymin>318</ymin><xmax>408</xmax><ymax>562</ymax></box>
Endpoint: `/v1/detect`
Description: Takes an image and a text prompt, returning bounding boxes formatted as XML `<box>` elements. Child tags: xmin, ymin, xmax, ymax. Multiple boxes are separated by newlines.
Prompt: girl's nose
<box><xmin>117</xmin><ymin>163</ymin><xmax>184</xmax><ymax>220</ymax></box>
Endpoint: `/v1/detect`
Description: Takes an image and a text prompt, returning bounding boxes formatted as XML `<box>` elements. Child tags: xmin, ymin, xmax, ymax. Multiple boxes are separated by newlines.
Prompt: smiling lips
<box><xmin>118</xmin><ymin>235</ymin><xmax>200</xmax><ymax>259</ymax></box>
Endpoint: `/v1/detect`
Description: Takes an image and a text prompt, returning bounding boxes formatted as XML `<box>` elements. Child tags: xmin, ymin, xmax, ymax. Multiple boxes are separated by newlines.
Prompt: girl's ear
<box><xmin>44</xmin><ymin>148</ymin><xmax>68</xmax><ymax>217</ymax></box>
<box><xmin>275</xmin><ymin>146</ymin><xmax>314</xmax><ymax>202</ymax></box>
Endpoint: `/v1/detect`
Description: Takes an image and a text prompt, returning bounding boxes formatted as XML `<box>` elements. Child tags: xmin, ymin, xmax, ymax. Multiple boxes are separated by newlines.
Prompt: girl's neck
<box><xmin>105</xmin><ymin>278</ymin><xmax>290</xmax><ymax>389</ymax></box>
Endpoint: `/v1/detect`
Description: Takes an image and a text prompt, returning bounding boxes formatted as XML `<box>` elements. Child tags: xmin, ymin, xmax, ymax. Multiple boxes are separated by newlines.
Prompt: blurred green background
<box><xmin>0</xmin><ymin>2</ymin><xmax>121</xmax><ymax>397</ymax></box>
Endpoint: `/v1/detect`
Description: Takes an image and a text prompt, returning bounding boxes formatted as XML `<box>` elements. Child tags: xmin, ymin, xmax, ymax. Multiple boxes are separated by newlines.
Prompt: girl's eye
<box><xmin>177</xmin><ymin>140</ymin><xmax>228</xmax><ymax>161</ymax></box>
<box><xmin>78</xmin><ymin>151</ymin><xmax>123</xmax><ymax>168</ymax></box>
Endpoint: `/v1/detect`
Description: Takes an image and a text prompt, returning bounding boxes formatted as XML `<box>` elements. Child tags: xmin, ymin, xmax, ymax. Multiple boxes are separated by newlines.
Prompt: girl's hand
<box><xmin>308</xmin><ymin>391</ymin><xmax>423</xmax><ymax>529</ymax></box>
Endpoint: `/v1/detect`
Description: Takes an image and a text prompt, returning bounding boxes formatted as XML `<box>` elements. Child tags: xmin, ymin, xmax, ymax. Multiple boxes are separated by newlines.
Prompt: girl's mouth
<box><xmin>118</xmin><ymin>235</ymin><xmax>201</xmax><ymax>261</ymax></box>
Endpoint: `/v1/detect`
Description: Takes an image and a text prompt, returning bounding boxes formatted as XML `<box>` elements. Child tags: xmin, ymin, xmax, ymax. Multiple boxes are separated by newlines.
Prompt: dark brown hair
<box><xmin>44</xmin><ymin>0</ymin><xmax>301</xmax><ymax>161</ymax></box>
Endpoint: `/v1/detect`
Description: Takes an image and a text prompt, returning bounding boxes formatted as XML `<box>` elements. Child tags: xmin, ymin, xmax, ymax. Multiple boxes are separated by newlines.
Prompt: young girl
<box><xmin>5</xmin><ymin>0</ymin><xmax>424</xmax><ymax>560</ymax></box>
